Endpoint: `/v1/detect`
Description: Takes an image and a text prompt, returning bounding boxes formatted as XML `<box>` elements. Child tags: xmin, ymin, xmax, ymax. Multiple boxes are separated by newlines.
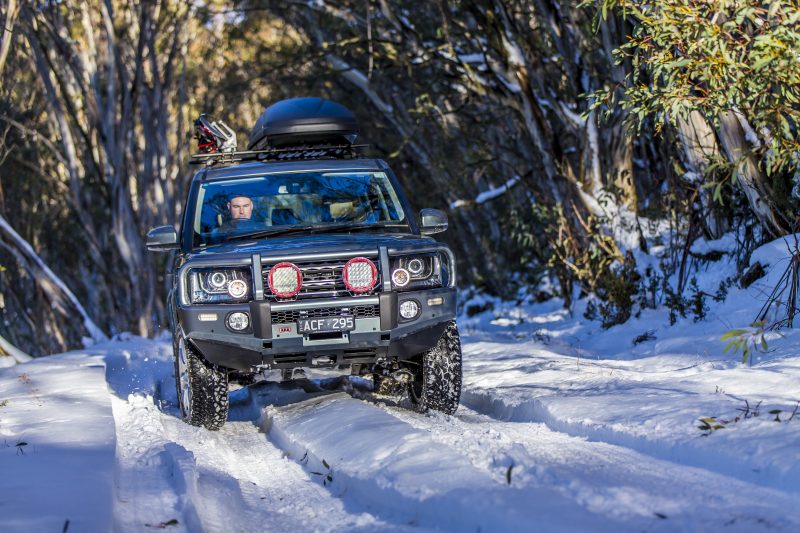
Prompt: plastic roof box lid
<box><xmin>247</xmin><ymin>97</ymin><xmax>359</xmax><ymax>151</ymax></box>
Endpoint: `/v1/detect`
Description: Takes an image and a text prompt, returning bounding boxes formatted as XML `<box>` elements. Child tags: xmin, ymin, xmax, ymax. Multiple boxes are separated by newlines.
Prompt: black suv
<box><xmin>147</xmin><ymin>98</ymin><xmax>461</xmax><ymax>430</ymax></box>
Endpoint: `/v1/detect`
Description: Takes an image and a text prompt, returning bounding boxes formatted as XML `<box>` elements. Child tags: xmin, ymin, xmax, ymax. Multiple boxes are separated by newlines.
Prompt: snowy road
<box><xmin>2</xmin><ymin>325</ymin><xmax>800</xmax><ymax>532</ymax></box>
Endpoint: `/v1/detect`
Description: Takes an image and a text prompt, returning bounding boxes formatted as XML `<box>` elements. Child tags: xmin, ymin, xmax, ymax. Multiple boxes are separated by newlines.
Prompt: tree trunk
<box><xmin>677</xmin><ymin>111</ymin><xmax>729</xmax><ymax>238</ymax></box>
<box><xmin>717</xmin><ymin>110</ymin><xmax>787</xmax><ymax>237</ymax></box>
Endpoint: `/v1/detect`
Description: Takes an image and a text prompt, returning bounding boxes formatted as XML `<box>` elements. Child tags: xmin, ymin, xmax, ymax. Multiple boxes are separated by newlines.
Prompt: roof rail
<box><xmin>189</xmin><ymin>143</ymin><xmax>369</xmax><ymax>167</ymax></box>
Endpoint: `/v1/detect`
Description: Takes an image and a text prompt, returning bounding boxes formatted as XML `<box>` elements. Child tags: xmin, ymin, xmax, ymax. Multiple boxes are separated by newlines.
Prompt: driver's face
<box><xmin>228</xmin><ymin>196</ymin><xmax>253</xmax><ymax>219</ymax></box>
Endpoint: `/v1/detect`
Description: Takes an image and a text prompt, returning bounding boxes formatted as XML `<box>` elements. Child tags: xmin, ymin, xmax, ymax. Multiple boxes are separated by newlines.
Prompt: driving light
<box><xmin>343</xmin><ymin>257</ymin><xmax>377</xmax><ymax>293</ymax></box>
<box><xmin>392</xmin><ymin>268</ymin><xmax>410</xmax><ymax>287</ymax></box>
<box><xmin>269</xmin><ymin>262</ymin><xmax>302</xmax><ymax>298</ymax></box>
<box><xmin>228</xmin><ymin>279</ymin><xmax>248</xmax><ymax>299</ymax></box>
<box><xmin>399</xmin><ymin>300</ymin><xmax>420</xmax><ymax>320</ymax></box>
<box><xmin>227</xmin><ymin>312</ymin><xmax>250</xmax><ymax>331</ymax></box>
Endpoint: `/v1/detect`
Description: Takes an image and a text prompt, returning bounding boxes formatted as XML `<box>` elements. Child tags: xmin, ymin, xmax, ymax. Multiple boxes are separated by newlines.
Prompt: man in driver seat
<box><xmin>228</xmin><ymin>195</ymin><xmax>253</xmax><ymax>220</ymax></box>
<box><xmin>218</xmin><ymin>194</ymin><xmax>256</xmax><ymax>232</ymax></box>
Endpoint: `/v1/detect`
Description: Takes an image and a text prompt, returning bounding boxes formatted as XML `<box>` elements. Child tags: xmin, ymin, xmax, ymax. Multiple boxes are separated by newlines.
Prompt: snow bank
<box><xmin>0</xmin><ymin>353</ymin><xmax>116</xmax><ymax>532</ymax></box>
<box><xmin>459</xmin><ymin>234</ymin><xmax>800</xmax><ymax>495</ymax></box>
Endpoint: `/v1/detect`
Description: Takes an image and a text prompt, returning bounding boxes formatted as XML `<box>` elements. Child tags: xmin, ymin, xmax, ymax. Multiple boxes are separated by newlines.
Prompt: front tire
<box><xmin>407</xmin><ymin>321</ymin><xmax>462</xmax><ymax>415</ymax></box>
<box><xmin>174</xmin><ymin>334</ymin><xmax>229</xmax><ymax>430</ymax></box>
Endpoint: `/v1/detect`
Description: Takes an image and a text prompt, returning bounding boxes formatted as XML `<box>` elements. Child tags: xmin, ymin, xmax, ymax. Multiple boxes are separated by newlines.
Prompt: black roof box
<box><xmin>247</xmin><ymin>97</ymin><xmax>359</xmax><ymax>151</ymax></box>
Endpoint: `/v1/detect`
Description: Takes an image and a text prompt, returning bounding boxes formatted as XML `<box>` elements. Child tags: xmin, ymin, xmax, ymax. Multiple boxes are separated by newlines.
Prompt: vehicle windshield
<box><xmin>192</xmin><ymin>170</ymin><xmax>407</xmax><ymax>245</ymax></box>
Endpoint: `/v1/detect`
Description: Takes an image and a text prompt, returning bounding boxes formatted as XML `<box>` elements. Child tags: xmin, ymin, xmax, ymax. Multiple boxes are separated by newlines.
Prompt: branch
<box><xmin>0</xmin><ymin>214</ymin><xmax>107</xmax><ymax>343</ymax></box>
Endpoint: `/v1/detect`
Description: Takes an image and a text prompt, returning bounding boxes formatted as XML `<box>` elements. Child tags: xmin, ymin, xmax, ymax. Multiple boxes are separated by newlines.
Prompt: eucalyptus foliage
<box><xmin>597</xmin><ymin>0</ymin><xmax>800</xmax><ymax>164</ymax></box>
<box><xmin>593</xmin><ymin>0</ymin><xmax>800</xmax><ymax>233</ymax></box>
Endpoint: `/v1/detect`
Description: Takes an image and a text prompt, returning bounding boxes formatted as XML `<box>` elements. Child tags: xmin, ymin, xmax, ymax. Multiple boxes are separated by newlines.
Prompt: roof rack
<box><xmin>189</xmin><ymin>143</ymin><xmax>369</xmax><ymax>167</ymax></box>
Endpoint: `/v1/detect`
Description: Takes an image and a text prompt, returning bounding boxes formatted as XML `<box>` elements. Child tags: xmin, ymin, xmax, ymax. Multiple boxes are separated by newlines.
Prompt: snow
<box><xmin>2</xmin><ymin>236</ymin><xmax>800</xmax><ymax>531</ymax></box>
<box><xmin>690</xmin><ymin>232</ymin><xmax>738</xmax><ymax>256</ymax></box>
<box><xmin>474</xmin><ymin>175</ymin><xmax>520</xmax><ymax>204</ymax></box>
<box><xmin>449</xmin><ymin>175</ymin><xmax>521</xmax><ymax>209</ymax></box>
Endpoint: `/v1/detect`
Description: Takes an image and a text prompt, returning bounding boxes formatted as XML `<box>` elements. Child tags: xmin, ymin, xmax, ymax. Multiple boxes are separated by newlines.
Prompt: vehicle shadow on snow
<box><xmin>98</xmin><ymin>343</ymin><xmax>413</xmax><ymax>426</ymax></box>
<box><xmin>228</xmin><ymin>375</ymin><xmax>413</xmax><ymax>422</ymax></box>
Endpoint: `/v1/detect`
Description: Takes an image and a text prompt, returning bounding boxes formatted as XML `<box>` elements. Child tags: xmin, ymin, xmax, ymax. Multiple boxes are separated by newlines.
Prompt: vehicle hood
<box><xmin>188</xmin><ymin>233</ymin><xmax>441</xmax><ymax>260</ymax></box>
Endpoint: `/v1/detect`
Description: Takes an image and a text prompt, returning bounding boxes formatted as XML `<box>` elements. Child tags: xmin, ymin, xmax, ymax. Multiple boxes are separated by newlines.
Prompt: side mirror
<box><xmin>146</xmin><ymin>225</ymin><xmax>179</xmax><ymax>251</ymax></box>
<box><xmin>419</xmin><ymin>208</ymin><xmax>448</xmax><ymax>235</ymax></box>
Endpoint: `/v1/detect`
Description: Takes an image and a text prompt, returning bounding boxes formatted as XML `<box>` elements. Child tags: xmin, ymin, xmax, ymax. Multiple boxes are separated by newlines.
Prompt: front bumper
<box><xmin>179</xmin><ymin>287</ymin><xmax>456</xmax><ymax>371</ymax></box>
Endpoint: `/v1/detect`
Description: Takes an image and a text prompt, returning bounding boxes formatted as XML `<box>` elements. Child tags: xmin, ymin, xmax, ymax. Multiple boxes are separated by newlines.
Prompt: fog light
<box><xmin>399</xmin><ymin>300</ymin><xmax>420</xmax><ymax>320</ymax></box>
<box><xmin>227</xmin><ymin>312</ymin><xmax>250</xmax><ymax>331</ymax></box>
<box><xmin>392</xmin><ymin>268</ymin><xmax>410</xmax><ymax>287</ymax></box>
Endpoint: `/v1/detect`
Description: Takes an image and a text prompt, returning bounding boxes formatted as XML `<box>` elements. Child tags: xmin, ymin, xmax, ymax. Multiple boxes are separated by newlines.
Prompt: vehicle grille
<box><xmin>271</xmin><ymin>305</ymin><xmax>380</xmax><ymax>324</ymax></box>
<box><xmin>262</xmin><ymin>257</ymin><xmax>381</xmax><ymax>300</ymax></box>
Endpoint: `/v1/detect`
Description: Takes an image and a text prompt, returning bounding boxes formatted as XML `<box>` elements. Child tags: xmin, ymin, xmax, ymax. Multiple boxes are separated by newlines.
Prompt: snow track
<box><xmin>108</xmin><ymin>346</ymin><xmax>398</xmax><ymax>533</ymax></box>
<box><xmin>3</xmin><ymin>331</ymin><xmax>799</xmax><ymax>532</ymax></box>
<box><xmin>259</xmin><ymin>390</ymin><xmax>611</xmax><ymax>532</ymax></box>
<box><xmin>384</xmin><ymin>404</ymin><xmax>800</xmax><ymax>532</ymax></box>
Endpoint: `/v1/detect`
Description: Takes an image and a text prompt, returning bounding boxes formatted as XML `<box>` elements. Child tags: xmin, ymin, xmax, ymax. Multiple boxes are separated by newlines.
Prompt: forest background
<box><xmin>0</xmin><ymin>0</ymin><xmax>798</xmax><ymax>356</ymax></box>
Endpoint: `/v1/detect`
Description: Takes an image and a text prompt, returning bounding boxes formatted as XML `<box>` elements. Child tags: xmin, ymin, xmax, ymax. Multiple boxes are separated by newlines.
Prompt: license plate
<box><xmin>297</xmin><ymin>316</ymin><xmax>355</xmax><ymax>334</ymax></box>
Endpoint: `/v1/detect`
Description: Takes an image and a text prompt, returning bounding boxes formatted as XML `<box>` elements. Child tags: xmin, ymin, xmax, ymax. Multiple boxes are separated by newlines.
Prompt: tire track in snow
<box><xmin>111</xmin><ymin>394</ymin><xmax>204</xmax><ymax>532</ymax></box>
<box><xmin>107</xmin><ymin>346</ymin><xmax>396</xmax><ymax>532</ymax></box>
<box><xmin>380</xmin><ymin>403</ymin><xmax>800</xmax><ymax>532</ymax></box>
<box><xmin>460</xmin><ymin>386</ymin><xmax>800</xmax><ymax>495</ymax></box>
<box><xmin>257</xmin><ymin>388</ymin><xmax>618</xmax><ymax>532</ymax></box>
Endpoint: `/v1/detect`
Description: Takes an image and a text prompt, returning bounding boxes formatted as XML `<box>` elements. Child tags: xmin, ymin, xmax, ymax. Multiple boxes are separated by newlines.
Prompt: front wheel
<box><xmin>407</xmin><ymin>321</ymin><xmax>462</xmax><ymax>415</ymax></box>
<box><xmin>174</xmin><ymin>334</ymin><xmax>229</xmax><ymax>430</ymax></box>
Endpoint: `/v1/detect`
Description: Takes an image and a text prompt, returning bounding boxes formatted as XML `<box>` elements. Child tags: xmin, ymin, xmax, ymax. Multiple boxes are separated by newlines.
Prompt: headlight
<box><xmin>190</xmin><ymin>268</ymin><xmax>252</xmax><ymax>303</ymax></box>
<box><xmin>389</xmin><ymin>253</ymin><xmax>447</xmax><ymax>291</ymax></box>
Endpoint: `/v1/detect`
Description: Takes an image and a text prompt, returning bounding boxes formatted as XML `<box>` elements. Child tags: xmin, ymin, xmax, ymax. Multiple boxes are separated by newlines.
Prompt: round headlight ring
<box><xmin>269</xmin><ymin>262</ymin><xmax>303</xmax><ymax>298</ymax></box>
<box><xmin>343</xmin><ymin>257</ymin><xmax>377</xmax><ymax>293</ymax></box>
<box><xmin>227</xmin><ymin>279</ymin><xmax>249</xmax><ymax>299</ymax></box>
<box><xmin>407</xmin><ymin>258</ymin><xmax>425</xmax><ymax>276</ymax></box>
<box><xmin>392</xmin><ymin>268</ymin><xmax>410</xmax><ymax>287</ymax></box>
<box><xmin>209</xmin><ymin>271</ymin><xmax>228</xmax><ymax>289</ymax></box>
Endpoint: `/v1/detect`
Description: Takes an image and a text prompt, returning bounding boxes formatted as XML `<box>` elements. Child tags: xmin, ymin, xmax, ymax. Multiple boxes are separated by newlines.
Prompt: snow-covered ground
<box><xmin>1</xmin><ymin>236</ymin><xmax>800</xmax><ymax>532</ymax></box>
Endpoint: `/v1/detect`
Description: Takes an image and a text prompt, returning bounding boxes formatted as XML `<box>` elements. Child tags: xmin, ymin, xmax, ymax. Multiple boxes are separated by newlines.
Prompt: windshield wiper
<box><xmin>307</xmin><ymin>222</ymin><xmax>409</xmax><ymax>234</ymax></box>
<box><xmin>222</xmin><ymin>224</ymin><xmax>320</xmax><ymax>241</ymax></box>
<box><xmin>222</xmin><ymin>222</ymin><xmax>409</xmax><ymax>241</ymax></box>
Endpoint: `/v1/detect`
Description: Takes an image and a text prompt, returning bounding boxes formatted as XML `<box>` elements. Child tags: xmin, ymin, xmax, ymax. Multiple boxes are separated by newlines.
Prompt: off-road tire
<box><xmin>174</xmin><ymin>335</ymin><xmax>229</xmax><ymax>430</ymax></box>
<box><xmin>408</xmin><ymin>321</ymin><xmax>462</xmax><ymax>415</ymax></box>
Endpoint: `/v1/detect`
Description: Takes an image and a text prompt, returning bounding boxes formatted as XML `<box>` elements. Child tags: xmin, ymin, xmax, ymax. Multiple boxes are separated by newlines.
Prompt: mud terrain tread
<box><xmin>410</xmin><ymin>321</ymin><xmax>462</xmax><ymax>415</ymax></box>
<box><xmin>189</xmin><ymin>352</ymin><xmax>229</xmax><ymax>430</ymax></box>
<box><xmin>175</xmin><ymin>339</ymin><xmax>229</xmax><ymax>430</ymax></box>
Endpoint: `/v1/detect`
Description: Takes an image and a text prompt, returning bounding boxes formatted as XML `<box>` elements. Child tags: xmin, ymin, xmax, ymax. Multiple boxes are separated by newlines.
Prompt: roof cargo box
<box><xmin>247</xmin><ymin>97</ymin><xmax>359</xmax><ymax>151</ymax></box>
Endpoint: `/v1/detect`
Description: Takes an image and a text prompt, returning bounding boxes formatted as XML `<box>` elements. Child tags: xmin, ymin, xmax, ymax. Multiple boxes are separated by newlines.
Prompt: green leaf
<box><xmin>752</xmin><ymin>56</ymin><xmax>773</xmax><ymax>70</ymax></box>
<box><xmin>768</xmin><ymin>1</ymin><xmax>781</xmax><ymax>19</ymax></box>
<box><xmin>721</xmin><ymin>329</ymin><xmax>748</xmax><ymax>341</ymax></box>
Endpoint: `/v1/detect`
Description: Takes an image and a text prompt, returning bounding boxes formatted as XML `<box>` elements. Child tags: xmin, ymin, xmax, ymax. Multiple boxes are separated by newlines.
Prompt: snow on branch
<box><xmin>0</xmin><ymin>334</ymin><xmax>32</xmax><ymax>364</ymax></box>
<box><xmin>327</xmin><ymin>55</ymin><xmax>394</xmax><ymax>114</ymax></box>
<box><xmin>450</xmin><ymin>176</ymin><xmax>521</xmax><ymax>210</ymax></box>
<box><xmin>0</xmin><ymin>214</ymin><xmax>107</xmax><ymax>343</ymax></box>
